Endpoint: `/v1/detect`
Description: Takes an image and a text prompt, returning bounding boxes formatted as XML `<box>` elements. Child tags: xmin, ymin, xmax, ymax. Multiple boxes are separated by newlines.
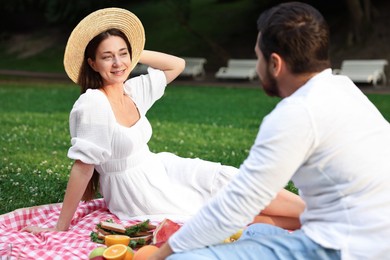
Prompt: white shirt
<box><xmin>169</xmin><ymin>69</ymin><xmax>390</xmax><ymax>260</ymax></box>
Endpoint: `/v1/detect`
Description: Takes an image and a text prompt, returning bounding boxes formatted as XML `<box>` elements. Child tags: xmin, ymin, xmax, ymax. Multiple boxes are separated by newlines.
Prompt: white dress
<box><xmin>67</xmin><ymin>68</ymin><xmax>236</xmax><ymax>222</ymax></box>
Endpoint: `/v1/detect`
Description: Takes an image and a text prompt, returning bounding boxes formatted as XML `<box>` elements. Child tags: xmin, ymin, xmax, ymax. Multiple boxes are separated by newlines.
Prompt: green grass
<box><xmin>1</xmin><ymin>82</ymin><xmax>390</xmax><ymax>215</ymax></box>
<box><xmin>0</xmin><ymin>45</ymin><xmax>65</xmax><ymax>73</ymax></box>
<box><xmin>0</xmin><ymin>82</ymin><xmax>276</xmax><ymax>214</ymax></box>
<box><xmin>0</xmin><ymin>83</ymin><xmax>79</xmax><ymax>213</ymax></box>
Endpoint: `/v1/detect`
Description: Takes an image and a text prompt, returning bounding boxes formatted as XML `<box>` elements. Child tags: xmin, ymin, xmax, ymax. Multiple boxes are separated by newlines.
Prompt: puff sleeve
<box><xmin>124</xmin><ymin>67</ymin><xmax>167</xmax><ymax>115</ymax></box>
<box><xmin>67</xmin><ymin>89</ymin><xmax>114</xmax><ymax>165</ymax></box>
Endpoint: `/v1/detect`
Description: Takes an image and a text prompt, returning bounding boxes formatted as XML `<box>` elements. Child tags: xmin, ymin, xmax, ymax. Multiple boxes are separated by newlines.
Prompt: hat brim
<box><xmin>63</xmin><ymin>7</ymin><xmax>145</xmax><ymax>84</ymax></box>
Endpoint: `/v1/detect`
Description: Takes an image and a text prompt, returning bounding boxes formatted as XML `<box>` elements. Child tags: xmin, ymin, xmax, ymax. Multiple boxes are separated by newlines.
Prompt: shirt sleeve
<box><xmin>124</xmin><ymin>67</ymin><xmax>167</xmax><ymax>115</ymax></box>
<box><xmin>67</xmin><ymin>90</ymin><xmax>114</xmax><ymax>165</ymax></box>
<box><xmin>168</xmin><ymin>98</ymin><xmax>316</xmax><ymax>252</ymax></box>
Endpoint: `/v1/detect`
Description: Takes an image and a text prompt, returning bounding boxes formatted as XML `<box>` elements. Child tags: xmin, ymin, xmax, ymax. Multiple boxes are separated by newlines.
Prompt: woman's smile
<box><xmin>88</xmin><ymin>35</ymin><xmax>132</xmax><ymax>85</ymax></box>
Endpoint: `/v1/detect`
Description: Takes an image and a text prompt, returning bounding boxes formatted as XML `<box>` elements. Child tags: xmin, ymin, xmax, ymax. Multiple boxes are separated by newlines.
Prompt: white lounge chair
<box><xmin>215</xmin><ymin>59</ymin><xmax>258</xmax><ymax>81</ymax></box>
<box><xmin>333</xmin><ymin>59</ymin><xmax>388</xmax><ymax>87</ymax></box>
<box><xmin>180</xmin><ymin>57</ymin><xmax>207</xmax><ymax>80</ymax></box>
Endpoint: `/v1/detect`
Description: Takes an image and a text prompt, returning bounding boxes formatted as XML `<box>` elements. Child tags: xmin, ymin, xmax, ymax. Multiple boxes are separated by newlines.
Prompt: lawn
<box><xmin>0</xmin><ymin>81</ymin><xmax>276</xmax><ymax>214</ymax></box>
<box><xmin>1</xmin><ymin>82</ymin><xmax>390</xmax><ymax>215</ymax></box>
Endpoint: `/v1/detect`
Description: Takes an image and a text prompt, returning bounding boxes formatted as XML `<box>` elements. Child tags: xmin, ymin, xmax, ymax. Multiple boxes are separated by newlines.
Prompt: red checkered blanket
<box><xmin>0</xmin><ymin>199</ymin><xmax>151</xmax><ymax>259</ymax></box>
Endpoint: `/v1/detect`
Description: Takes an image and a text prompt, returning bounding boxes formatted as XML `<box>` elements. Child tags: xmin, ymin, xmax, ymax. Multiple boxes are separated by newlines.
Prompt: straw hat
<box><xmin>63</xmin><ymin>7</ymin><xmax>145</xmax><ymax>83</ymax></box>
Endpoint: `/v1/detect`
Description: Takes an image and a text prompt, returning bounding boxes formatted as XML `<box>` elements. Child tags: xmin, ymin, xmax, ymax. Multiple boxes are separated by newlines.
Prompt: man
<box><xmin>151</xmin><ymin>2</ymin><xmax>390</xmax><ymax>259</ymax></box>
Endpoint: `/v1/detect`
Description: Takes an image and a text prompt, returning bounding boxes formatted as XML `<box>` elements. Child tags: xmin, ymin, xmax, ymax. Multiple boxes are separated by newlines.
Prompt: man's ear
<box><xmin>269</xmin><ymin>53</ymin><xmax>282</xmax><ymax>77</ymax></box>
<box><xmin>87</xmin><ymin>58</ymin><xmax>97</xmax><ymax>72</ymax></box>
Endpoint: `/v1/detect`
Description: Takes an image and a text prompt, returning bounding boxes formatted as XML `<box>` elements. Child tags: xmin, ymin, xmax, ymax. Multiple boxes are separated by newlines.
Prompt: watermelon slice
<box><xmin>152</xmin><ymin>219</ymin><xmax>181</xmax><ymax>247</ymax></box>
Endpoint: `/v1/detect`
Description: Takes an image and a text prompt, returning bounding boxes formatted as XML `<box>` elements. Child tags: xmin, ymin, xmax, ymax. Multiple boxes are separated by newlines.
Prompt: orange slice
<box><xmin>103</xmin><ymin>244</ymin><xmax>128</xmax><ymax>260</ymax></box>
<box><xmin>105</xmin><ymin>234</ymin><xmax>131</xmax><ymax>247</ymax></box>
<box><xmin>124</xmin><ymin>246</ymin><xmax>134</xmax><ymax>260</ymax></box>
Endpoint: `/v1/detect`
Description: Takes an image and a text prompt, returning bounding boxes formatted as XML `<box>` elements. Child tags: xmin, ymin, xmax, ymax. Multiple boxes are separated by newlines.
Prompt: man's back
<box><xmin>276</xmin><ymin>69</ymin><xmax>390</xmax><ymax>259</ymax></box>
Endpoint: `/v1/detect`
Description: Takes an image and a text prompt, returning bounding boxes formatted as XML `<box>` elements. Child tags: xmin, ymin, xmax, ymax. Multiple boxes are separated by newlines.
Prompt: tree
<box><xmin>345</xmin><ymin>0</ymin><xmax>375</xmax><ymax>45</ymax></box>
<box><xmin>0</xmin><ymin>0</ymin><xmax>117</xmax><ymax>32</ymax></box>
<box><xmin>163</xmin><ymin>0</ymin><xmax>231</xmax><ymax>63</ymax></box>
<box><xmin>0</xmin><ymin>0</ymin><xmax>45</xmax><ymax>32</ymax></box>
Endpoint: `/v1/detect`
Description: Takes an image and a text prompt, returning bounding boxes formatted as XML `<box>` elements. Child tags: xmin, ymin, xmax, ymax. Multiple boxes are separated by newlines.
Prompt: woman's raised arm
<box><xmin>138</xmin><ymin>50</ymin><xmax>185</xmax><ymax>84</ymax></box>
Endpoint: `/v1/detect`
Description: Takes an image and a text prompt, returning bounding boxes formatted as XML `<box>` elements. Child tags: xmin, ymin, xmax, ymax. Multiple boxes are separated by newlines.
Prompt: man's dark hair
<box><xmin>257</xmin><ymin>2</ymin><xmax>330</xmax><ymax>74</ymax></box>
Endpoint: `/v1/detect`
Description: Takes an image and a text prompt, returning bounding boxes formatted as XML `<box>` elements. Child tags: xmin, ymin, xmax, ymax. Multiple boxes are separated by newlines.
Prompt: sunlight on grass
<box><xmin>0</xmin><ymin>111</ymin><xmax>72</xmax><ymax>212</ymax></box>
<box><xmin>150</xmin><ymin>121</ymin><xmax>254</xmax><ymax>166</ymax></box>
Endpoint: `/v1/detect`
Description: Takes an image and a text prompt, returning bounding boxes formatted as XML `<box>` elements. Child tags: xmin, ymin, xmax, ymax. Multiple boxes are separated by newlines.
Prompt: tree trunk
<box><xmin>345</xmin><ymin>0</ymin><xmax>372</xmax><ymax>45</ymax></box>
<box><xmin>363</xmin><ymin>0</ymin><xmax>371</xmax><ymax>22</ymax></box>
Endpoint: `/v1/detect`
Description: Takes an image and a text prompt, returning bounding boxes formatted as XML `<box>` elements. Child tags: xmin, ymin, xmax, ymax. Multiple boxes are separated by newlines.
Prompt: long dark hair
<box><xmin>79</xmin><ymin>28</ymin><xmax>132</xmax><ymax>201</ymax></box>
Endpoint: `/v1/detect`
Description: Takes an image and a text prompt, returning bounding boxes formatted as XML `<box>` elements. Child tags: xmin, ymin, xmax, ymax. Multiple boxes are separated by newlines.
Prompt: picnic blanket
<box><xmin>0</xmin><ymin>199</ymin><xmax>164</xmax><ymax>260</ymax></box>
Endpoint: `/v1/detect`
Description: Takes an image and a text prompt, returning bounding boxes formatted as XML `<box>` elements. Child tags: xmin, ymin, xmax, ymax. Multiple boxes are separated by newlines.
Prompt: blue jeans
<box><xmin>167</xmin><ymin>223</ymin><xmax>340</xmax><ymax>260</ymax></box>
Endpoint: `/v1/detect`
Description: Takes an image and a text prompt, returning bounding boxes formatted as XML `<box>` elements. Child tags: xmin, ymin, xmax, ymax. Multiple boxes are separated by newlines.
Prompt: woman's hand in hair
<box><xmin>138</xmin><ymin>50</ymin><xmax>185</xmax><ymax>84</ymax></box>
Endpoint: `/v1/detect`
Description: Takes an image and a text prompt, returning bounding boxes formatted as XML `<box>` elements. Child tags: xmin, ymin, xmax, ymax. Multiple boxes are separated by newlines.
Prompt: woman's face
<box><xmin>88</xmin><ymin>35</ymin><xmax>131</xmax><ymax>86</ymax></box>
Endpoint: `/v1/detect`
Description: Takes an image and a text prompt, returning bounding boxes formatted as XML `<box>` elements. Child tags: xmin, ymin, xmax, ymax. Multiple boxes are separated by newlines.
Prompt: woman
<box><xmin>23</xmin><ymin>7</ymin><xmax>304</xmax><ymax>233</ymax></box>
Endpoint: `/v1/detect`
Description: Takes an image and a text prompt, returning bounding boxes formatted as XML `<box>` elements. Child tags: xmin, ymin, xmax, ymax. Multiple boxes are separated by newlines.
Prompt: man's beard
<box><xmin>261</xmin><ymin>68</ymin><xmax>280</xmax><ymax>97</ymax></box>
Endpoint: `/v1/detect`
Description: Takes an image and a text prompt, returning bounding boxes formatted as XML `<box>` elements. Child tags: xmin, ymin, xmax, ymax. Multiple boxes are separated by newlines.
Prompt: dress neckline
<box><xmin>96</xmin><ymin>88</ymin><xmax>142</xmax><ymax>129</ymax></box>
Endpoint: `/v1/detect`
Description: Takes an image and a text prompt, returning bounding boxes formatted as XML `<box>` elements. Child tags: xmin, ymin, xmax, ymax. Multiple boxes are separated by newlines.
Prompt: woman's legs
<box><xmin>205</xmin><ymin>162</ymin><xmax>305</xmax><ymax>230</ymax></box>
<box><xmin>262</xmin><ymin>189</ymin><xmax>305</xmax><ymax>218</ymax></box>
<box><xmin>160</xmin><ymin>152</ymin><xmax>305</xmax><ymax>229</ymax></box>
<box><xmin>255</xmin><ymin>189</ymin><xmax>305</xmax><ymax>230</ymax></box>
